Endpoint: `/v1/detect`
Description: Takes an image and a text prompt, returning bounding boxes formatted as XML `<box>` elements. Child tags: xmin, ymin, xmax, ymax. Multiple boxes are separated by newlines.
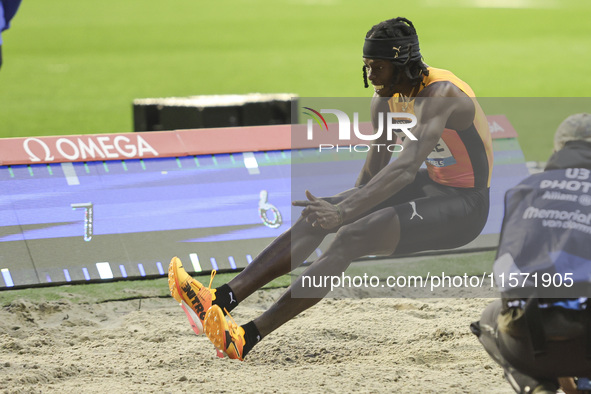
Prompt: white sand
<box><xmin>0</xmin><ymin>289</ymin><xmax>513</xmax><ymax>393</ymax></box>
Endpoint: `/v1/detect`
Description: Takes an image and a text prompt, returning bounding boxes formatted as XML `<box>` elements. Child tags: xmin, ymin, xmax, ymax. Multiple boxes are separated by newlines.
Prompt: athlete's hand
<box><xmin>292</xmin><ymin>190</ymin><xmax>343</xmax><ymax>229</ymax></box>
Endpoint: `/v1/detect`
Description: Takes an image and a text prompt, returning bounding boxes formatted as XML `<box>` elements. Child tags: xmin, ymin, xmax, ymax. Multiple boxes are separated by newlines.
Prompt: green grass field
<box><xmin>1</xmin><ymin>0</ymin><xmax>591</xmax><ymax>160</ymax></box>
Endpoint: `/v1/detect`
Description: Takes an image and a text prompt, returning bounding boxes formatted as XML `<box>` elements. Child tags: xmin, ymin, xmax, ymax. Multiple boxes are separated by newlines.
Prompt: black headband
<box><xmin>363</xmin><ymin>35</ymin><xmax>422</xmax><ymax>64</ymax></box>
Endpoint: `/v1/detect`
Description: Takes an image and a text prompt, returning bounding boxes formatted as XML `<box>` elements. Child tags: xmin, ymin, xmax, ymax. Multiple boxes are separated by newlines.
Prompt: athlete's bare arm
<box><xmin>355</xmin><ymin>94</ymin><xmax>394</xmax><ymax>187</ymax></box>
<box><xmin>295</xmin><ymin>82</ymin><xmax>475</xmax><ymax>229</ymax></box>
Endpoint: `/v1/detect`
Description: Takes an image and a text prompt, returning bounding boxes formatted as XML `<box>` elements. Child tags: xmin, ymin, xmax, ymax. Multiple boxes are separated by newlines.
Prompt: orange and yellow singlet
<box><xmin>389</xmin><ymin>67</ymin><xmax>493</xmax><ymax>189</ymax></box>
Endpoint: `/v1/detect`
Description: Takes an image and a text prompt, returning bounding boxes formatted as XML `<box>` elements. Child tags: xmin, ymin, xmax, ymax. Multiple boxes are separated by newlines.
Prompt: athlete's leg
<box><xmin>227</xmin><ymin>215</ymin><xmax>330</xmax><ymax>303</ymax></box>
<box><xmin>225</xmin><ymin>188</ymin><xmax>360</xmax><ymax>302</ymax></box>
<box><xmin>168</xmin><ymin>216</ymin><xmax>333</xmax><ymax>339</ymax></box>
<box><xmin>253</xmin><ymin>206</ymin><xmax>400</xmax><ymax>337</ymax></box>
<box><xmin>170</xmin><ymin>188</ymin><xmax>364</xmax><ymax>337</ymax></box>
<box><xmin>202</xmin><ymin>207</ymin><xmax>401</xmax><ymax>359</ymax></box>
<box><xmin>203</xmin><ymin>199</ymin><xmax>402</xmax><ymax>360</ymax></box>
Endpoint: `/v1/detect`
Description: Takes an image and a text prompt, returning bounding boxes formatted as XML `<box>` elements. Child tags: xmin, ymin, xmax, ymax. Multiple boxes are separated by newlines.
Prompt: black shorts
<box><xmin>374</xmin><ymin>169</ymin><xmax>489</xmax><ymax>255</ymax></box>
<box><xmin>323</xmin><ymin>169</ymin><xmax>489</xmax><ymax>255</ymax></box>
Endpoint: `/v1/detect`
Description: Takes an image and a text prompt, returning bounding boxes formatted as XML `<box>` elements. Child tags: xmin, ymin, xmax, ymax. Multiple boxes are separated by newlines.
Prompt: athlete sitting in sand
<box><xmin>169</xmin><ymin>17</ymin><xmax>493</xmax><ymax>360</ymax></box>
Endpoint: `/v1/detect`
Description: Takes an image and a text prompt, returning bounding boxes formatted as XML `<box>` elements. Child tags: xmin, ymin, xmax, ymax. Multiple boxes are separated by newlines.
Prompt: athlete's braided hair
<box><xmin>362</xmin><ymin>17</ymin><xmax>429</xmax><ymax>89</ymax></box>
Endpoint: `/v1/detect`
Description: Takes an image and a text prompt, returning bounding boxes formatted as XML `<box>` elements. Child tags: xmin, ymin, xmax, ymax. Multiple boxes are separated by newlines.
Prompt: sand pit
<box><xmin>0</xmin><ymin>288</ymin><xmax>512</xmax><ymax>393</ymax></box>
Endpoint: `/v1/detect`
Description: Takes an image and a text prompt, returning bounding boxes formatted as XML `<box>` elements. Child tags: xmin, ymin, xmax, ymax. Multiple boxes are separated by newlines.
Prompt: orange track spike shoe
<box><xmin>168</xmin><ymin>256</ymin><xmax>216</xmax><ymax>335</ymax></box>
<box><xmin>204</xmin><ymin>305</ymin><xmax>246</xmax><ymax>361</ymax></box>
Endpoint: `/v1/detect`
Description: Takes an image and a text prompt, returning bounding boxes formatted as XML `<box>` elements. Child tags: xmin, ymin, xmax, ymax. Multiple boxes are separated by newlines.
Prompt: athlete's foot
<box><xmin>204</xmin><ymin>305</ymin><xmax>246</xmax><ymax>361</ymax></box>
<box><xmin>168</xmin><ymin>256</ymin><xmax>216</xmax><ymax>335</ymax></box>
